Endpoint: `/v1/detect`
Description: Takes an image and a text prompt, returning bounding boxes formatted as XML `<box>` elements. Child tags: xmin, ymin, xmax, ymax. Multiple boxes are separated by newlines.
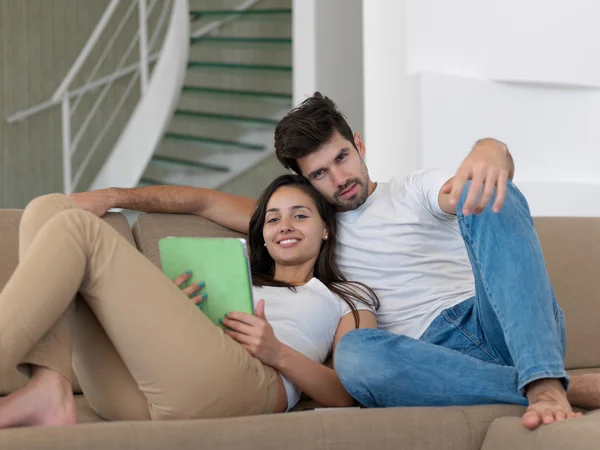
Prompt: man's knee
<box><xmin>457</xmin><ymin>179</ymin><xmax>530</xmax><ymax>222</ymax></box>
<box><xmin>335</xmin><ymin>329</ymin><xmax>384</xmax><ymax>388</ymax></box>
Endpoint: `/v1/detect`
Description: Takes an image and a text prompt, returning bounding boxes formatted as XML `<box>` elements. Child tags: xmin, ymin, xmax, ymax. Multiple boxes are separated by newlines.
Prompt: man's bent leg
<box><xmin>334</xmin><ymin>328</ymin><xmax>526</xmax><ymax>408</ymax></box>
<box><xmin>456</xmin><ymin>181</ymin><xmax>578</xmax><ymax>428</ymax></box>
<box><xmin>456</xmin><ymin>180</ymin><xmax>568</xmax><ymax>394</ymax></box>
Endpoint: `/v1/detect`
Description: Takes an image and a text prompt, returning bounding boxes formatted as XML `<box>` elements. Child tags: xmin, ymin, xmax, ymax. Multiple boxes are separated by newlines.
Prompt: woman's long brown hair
<box><xmin>249</xmin><ymin>174</ymin><xmax>379</xmax><ymax>326</ymax></box>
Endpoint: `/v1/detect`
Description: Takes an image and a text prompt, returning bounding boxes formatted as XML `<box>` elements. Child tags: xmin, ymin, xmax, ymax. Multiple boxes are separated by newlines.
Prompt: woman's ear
<box><xmin>323</xmin><ymin>229</ymin><xmax>329</xmax><ymax>241</ymax></box>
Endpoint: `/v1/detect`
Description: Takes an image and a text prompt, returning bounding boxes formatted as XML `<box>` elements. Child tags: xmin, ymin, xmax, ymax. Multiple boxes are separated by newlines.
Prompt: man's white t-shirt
<box><xmin>252</xmin><ymin>278</ymin><xmax>374</xmax><ymax>410</ymax></box>
<box><xmin>336</xmin><ymin>170</ymin><xmax>476</xmax><ymax>339</ymax></box>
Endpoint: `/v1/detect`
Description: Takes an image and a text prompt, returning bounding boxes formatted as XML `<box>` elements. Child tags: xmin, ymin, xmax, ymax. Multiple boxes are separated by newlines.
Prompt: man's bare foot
<box><xmin>522</xmin><ymin>378</ymin><xmax>583</xmax><ymax>430</ymax></box>
<box><xmin>568</xmin><ymin>373</ymin><xmax>600</xmax><ymax>410</ymax></box>
<box><xmin>0</xmin><ymin>367</ymin><xmax>77</xmax><ymax>428</ymax></box>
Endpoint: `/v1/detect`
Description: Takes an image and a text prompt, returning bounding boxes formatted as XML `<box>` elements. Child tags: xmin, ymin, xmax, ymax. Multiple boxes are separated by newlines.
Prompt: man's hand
<box><xmin>222</xmin><ymin>300</ymin><xmax>284</xmax><ymax>368</ymax></box>
<box><xmin>70</xmin><ymin>189</ymin><xmax>117</xmax><ymax>217</ymax></box>
<box><xmin>441</xmin><ymin>138</ymin><xmax>514</xmax><ymax>216</ymax></box>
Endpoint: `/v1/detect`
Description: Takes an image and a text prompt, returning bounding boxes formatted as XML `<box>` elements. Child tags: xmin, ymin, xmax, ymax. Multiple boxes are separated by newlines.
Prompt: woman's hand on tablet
<box><xmin>172</xmin><ymin>270</ymin><xmax>207</xmax><ymax>305</ymax></box>
<box><xmin>222</xmin><ymin>300</ymin><xmax>284</xmax><ymax>367</ymax></box>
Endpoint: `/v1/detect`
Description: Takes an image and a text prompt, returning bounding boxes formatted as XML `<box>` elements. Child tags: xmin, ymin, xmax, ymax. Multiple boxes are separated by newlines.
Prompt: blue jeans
<box><xmin>334</xmin><ymin>180</ymin><xmax>568</xmax><ymax>408</ymax></box>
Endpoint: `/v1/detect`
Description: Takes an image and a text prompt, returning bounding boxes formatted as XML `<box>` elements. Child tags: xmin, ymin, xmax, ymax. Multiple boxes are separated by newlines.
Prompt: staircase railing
<box><xmin>6</xmin><ymin>0</ymin><xmax>188</xmax><ymax>195</ymax></box>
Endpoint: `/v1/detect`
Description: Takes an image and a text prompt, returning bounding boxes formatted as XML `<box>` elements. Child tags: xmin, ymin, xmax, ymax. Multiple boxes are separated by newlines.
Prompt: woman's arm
<box><xmin>275</xmin><ymin>310</ymin><xmax>377</xmax><ymax>407</ymax></box>
<box><xmin>224</xmin><ymin>303</ymin><xmax>377</xmax><ymax>408</ymax></box>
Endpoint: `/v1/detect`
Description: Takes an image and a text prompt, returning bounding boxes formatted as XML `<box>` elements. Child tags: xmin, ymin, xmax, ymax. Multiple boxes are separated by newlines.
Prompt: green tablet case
<box><xmin>158</xmin><ymin>237</ymin><xmax>254</xmax><ymax>328</ymax></box>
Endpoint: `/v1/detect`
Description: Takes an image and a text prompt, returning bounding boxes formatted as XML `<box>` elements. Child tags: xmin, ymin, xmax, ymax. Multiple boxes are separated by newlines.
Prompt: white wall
<box><xmin>292</xmin><ymin>0</ymin><xmax>364</xmax><ymax>135</ymax></box>
<box><xmin>362</xmin><ymin>1</ymin><xmax>421</xmax><ymax>185</ymax></box>
<box><xmin>362</xmin><ymin>0</ymin><xmax>600</xmax><ymax>216</ymax></box>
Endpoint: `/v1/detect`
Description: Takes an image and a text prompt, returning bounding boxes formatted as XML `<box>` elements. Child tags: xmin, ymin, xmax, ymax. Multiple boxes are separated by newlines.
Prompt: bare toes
<box><xmin>542</xmin><ymin>410</ymin><xmax>556</xmax><ymax>424</ymax></box>
<box><xmin>522</xmin><ymin>412</ymin><xmax>542</xmax><ymax>429</ymax></box>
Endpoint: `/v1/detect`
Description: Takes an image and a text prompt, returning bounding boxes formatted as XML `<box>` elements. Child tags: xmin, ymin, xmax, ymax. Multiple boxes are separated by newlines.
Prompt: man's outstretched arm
<box><xmin>438</xmin><ymin>138</ymin><xmax>515</xmax><ymax>216</ymax></box>
<box><xmin>71</xmin><ymin>186</ymin><xmax>256</xmax><ymax>234</ymax></box>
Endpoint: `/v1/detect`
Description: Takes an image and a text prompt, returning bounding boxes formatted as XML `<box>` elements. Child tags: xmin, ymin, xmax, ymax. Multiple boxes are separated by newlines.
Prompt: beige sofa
<box><xmin>0</xmin><ymin>209</ymin><xmax>599</xmax><ymax>449</ymax></box>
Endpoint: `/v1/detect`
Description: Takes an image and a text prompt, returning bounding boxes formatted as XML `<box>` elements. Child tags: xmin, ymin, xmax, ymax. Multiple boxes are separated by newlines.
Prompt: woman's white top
<box><xmin>252</xmin><ymin>278</ymin><xmax>374</xmax><ymax>410</ymax></box>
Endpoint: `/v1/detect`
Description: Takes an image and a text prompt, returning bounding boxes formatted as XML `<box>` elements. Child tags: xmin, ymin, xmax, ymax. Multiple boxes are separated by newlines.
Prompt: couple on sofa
<box><xmin>0</xmin><ymin>93</ymin><xmax>598</xmax><ymax>431</ymax></box>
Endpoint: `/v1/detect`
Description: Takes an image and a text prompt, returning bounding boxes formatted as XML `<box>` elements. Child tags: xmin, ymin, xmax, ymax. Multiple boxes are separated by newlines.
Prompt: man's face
<box><xmin>296</xmin><ymin>131</ymin><xmax>372</xmax><ymax>212</ymax></box>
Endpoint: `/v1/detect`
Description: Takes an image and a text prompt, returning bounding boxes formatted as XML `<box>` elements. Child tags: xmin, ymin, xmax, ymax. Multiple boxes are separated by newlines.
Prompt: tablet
<box><xmin>158</xmin><ymin>237</ymin><xmax>254</xmax><ymax>328</ymax></box>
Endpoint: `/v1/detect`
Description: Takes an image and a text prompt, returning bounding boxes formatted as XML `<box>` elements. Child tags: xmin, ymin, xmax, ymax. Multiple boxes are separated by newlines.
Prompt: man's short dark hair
<box><xmin>274</xmin><ymin>92</ymin><xmax>356</xmax><ymax>175</ymax></box>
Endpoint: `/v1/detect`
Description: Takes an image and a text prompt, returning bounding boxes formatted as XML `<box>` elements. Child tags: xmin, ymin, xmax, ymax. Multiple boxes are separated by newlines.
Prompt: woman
<box><xmin>0</xmin><ymin>174</ymin><xmax>378</xmax><ymax>428</ymax></box>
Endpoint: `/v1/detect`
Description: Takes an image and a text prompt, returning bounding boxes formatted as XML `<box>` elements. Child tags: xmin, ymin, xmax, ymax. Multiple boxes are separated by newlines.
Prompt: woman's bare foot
<box><xmin>0</xmin><ymin>367</ymin><xmax>77</xmax><ymax>428</ymax></box>
<box><xmin>568</xmin><ymin>373</ymin><xmax>600</xmax><ymax>410</ymax></box>
<box><xmin>522</xmin><ymin>378</ymin><xmax>583</xmax><ymax>430</ymax></box>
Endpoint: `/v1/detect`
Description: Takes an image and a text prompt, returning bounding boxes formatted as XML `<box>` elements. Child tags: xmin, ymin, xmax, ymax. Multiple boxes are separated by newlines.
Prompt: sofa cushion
<box><xmin>482</xmin><ymin>367</ymin><xmax>600</xmax><ymax>450</ymax></box>
<box><xmin>533</xmin><ymin>217</ymin><xmax>600</xmax><ymax>369</ymax></box>
<box><xmin>482</xmin><ymin>408</ymin><xmax>600</xmax><ymax>450</ymax></box>
<box><xmin>132</xmin><ymin>214</ymin><xmax>247</xmax><ymax>268</ymax></box>
<box><xmin>0</xmin><ymin>403</ymin><xmax>525</xmax><ymax>450</ymax></box>
<box><xmin>0</xmin><ymin>210</ymin><xmax>135</xmax><ymax>395</ymax></box>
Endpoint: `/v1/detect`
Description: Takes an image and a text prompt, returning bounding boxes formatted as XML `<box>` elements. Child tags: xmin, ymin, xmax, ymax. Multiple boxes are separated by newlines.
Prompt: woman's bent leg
<box><xmin>0</xmin><ymin>194</ymin><xmax>83</xmax><ymax>427</ymax></box>
<box><xmin>70</xmin><ymin>298</ymin><xmax>150</xmax><ymax>421</ymax></box>
<box><xmin>0</xmin><ymin>194</ymin><xmax>280</xmax><ymax>421</ymax></box>
<box><xmin>16</xmin><ymin>194</ymin><xmax>80</xmax><ymax>381</ymax></box>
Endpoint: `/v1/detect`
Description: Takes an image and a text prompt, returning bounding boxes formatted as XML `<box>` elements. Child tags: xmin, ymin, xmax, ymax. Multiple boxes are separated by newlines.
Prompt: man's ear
<box><xmin>354</xmin><ymin>133</ymin><xmax>366</xmax><ymax>158</ymax></box>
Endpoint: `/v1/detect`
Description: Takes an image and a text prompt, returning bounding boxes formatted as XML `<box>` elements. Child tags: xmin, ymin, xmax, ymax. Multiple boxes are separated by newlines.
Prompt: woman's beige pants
<box><xmin>0</xmin><ymin>194</ymin><xmax>280</xmax><ymax>420</ymax></box>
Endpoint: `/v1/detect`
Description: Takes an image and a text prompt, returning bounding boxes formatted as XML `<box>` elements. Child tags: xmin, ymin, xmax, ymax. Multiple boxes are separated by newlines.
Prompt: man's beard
<box><xmin>333</xmin><ymin>178</ymin><xmax>369</xmax><ymax>211</ymax></box>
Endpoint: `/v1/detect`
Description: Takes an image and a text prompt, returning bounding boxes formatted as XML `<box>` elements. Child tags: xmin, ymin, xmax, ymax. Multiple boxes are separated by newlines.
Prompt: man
<box><xmin>73</xmin><ymin>92</ymin><xmax>599</xmax><ymax>429</ymax></box>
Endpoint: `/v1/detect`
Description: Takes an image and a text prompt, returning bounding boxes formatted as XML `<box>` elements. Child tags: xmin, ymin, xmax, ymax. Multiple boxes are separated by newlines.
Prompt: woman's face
<box><xmin>263</xmin><ymin>186</ymin><xmax>328</xmax><ymax>267</ymax></box>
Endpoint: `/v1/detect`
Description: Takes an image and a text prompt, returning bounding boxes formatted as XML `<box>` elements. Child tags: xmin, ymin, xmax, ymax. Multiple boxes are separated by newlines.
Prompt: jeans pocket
<box><xmin>439</xmin><ymin>300</ymin><xmax>504</xmax><ymax>364</ymax></box>
<box><xmin>423</xmin><ymin>300</ymin><xmax>482</xmax><ymax>352</ymax></box>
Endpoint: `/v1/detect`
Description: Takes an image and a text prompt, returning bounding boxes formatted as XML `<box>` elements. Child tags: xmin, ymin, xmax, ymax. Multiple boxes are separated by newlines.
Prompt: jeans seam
<box><xmin>441</xmin><ymin>310</ymin><xmax>504</xmax><ymax>364</ymax></box>
<box><xmin>458</xmin><ymin>217</ymin><xmax>510</xmax><ymax>366</ymax></box>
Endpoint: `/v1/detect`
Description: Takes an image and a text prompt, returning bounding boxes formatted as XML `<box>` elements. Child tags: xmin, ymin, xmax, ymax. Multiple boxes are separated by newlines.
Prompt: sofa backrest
<box><xmin>132</xmin><ymin>213</ymin><xmax>247</xmax><ymax>268</ymax></box>
<box><xmin>533</xmin><ymin>217</ymin><xmax>600</xmax><ymax>369</ymax></box>
<box><xmin>0</xmin><ymin>210</ymin><xmax>135</xmax><ymax>395</ymax></box>
<box><xmin>133</xmin><ymin>214</ymin><xmax>600</xmax><ymax>371</ymax></box>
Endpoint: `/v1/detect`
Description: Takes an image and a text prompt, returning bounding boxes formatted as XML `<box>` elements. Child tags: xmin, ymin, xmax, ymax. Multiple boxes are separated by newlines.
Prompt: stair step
<box><xmin>164</xmin><ymin>132</ymin><xmax>265</xmax><ymax>151</ymax></box>
<box><xmin>190</xmin><ymin>9</ymin><xmax>292</xmax><ymax>20</ymax></box>
<box><xmin>139</xmin><ymin>177</ymin><xmax>167</xmax><ymax>186</ymax></box>
<box><xmin>182</xmin><ymin>86</ymin><xmax>292</xmax><ymax>101</ymax></box>
<box><xmin>191</xmin><ymin>36</ymin><xmax>292</xmax><ymax>45</ymax></box>
<box><xmin>187</xmin><ymin>61</ymin><xmax>292</xmax><ymax>72</ymax></box>
<box><xmin>151</xmin><ymin>155</ymin><xmax>229</xmax><ymax>172</ymax></box>
<box><xmin>174</xmin><ymin>109</ymin><xmax>279</xmax><ymax>125</ymax></box>
<box><xmin>184</xmin><ymin>70</ymin><xmax>292</xmax><ymax>95</ymax></box>
<box><xmin>202</xmin><ymin>12</ymin><xmax>291</xmax><ymax>39</ymax></box>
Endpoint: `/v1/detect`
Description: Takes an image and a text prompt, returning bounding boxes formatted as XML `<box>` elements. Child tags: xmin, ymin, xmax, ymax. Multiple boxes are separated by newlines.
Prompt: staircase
<box><xmin>140</xmin><ymin>0</ymin><xmax>293</xmax><ymax>193</ymax></box>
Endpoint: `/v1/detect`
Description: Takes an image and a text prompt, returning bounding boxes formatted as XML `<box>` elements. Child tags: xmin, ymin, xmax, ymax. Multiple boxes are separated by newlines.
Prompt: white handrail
<box><xmin>90</xmin><ymin>0</ymin><xmax>189</xmax><ymax>190</ymax></box>
<box><xmin>6</xmin><ymin>54</ymin><xmax>160</xmax><ymax>124</ymax></box>
<box><xmin>73</xmin><ymin>72</ymin><xmax>141</xmax><ymax>188</ymax></box>
<box><xmin>7</xmin><ymin>0</ymin><xmax>264</xmax><ymax>195</ymax></box>
<box><xmin>52</xmin><ymin>0</ymin><xmax>121</xmax><ymax>102</ymax></box>
<box><xmin>7</xmin><ymin>0</ymin><xmax>263</xmax><ymax>125</ymax></box>
<box><xmin>70</xmin><ymin>0</ymin><xmax>161</xmax><ymax>157</ymax></box>
<box><xmin>148</xmin><ymin>0</ymin><xmax>172</xmax><ymax>51</ymax></box>
<box><xmin>61</xmin><ymin>97</ymin><xmax>72</xmax><ymax>196</ymax></box>
<box><xmin>138</xmin><ymin>0</ymin><xmax>150</xmax><ymax>92</ymax></box>
<box><xmin>71</xmin><ymin>0</ymin><xmax>139</xmax><ymax>116</ymax></box>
